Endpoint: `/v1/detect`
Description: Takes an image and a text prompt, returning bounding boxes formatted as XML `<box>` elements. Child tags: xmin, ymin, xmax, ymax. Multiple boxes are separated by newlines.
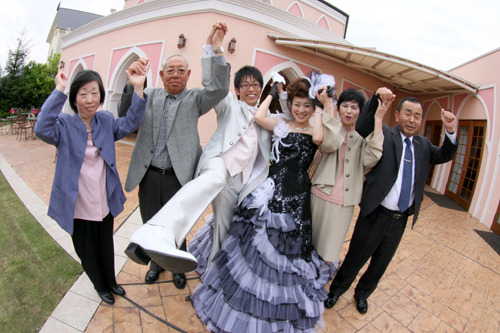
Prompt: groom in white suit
<box><xmin>127</xmin><ymin>42</ymin><xmax>283</xmax><ymax>273</ymax></box>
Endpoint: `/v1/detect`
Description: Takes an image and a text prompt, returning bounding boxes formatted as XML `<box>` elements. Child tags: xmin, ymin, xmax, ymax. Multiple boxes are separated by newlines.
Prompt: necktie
<box><xmin>248</xmin><ymin>105</ymin><xmax>257</xmax><ymax>115</ymax></box>
<box><xmin>398</xmin><ymin>138</ymin><xmax>413</xmax><ymax>212</ymax></box>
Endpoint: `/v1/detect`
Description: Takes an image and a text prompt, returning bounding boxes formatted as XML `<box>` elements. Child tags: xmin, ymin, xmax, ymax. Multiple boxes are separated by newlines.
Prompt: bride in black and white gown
<box><xmin>190</xmin><ymin>77</ymin><xmax>335</xmax><ymax>332</ymax></box>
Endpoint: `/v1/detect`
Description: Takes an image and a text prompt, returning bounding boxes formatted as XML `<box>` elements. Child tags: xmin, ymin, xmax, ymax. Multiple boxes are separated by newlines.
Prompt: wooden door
<box><xmin>424</xmin><ymin>121</ymin><xmax>443</xmax><ymax>184</ymax></box>
<box><xmin>445</xmin><ymin>121</ymin><xmax>486</xmax><ymax>210</ymax></box>
<box><xmin>492</xmin><ymin>202</ymin><xmax>500</xmax><ymax>236</ymax></box>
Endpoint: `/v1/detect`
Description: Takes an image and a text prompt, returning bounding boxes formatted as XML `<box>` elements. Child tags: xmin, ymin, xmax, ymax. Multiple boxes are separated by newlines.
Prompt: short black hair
<box><xmin>397</xmin><ymin>97</ymin><xmax>423</xmax><ymax>113</ymax></box>
<box><xmin>337</xmin><ymin>87</ymin><xmax>365</xmax><ymax>111</ymax></box>
<box><xmin>234</xmin><ymin>66</ymin><xmax>263</xmax><ymax>90</ymax></box>
<box><xmin>69</xmin><ymin>70</ymin><xmax>105</xmax><ymax>113</ymax></box>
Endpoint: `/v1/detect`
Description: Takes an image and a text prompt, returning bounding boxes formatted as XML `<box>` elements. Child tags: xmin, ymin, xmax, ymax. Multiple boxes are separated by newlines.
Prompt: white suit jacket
<box><xmin>196</xmin><ymin>92</ymin><xmax>272</xmax><ymax>203</ymax></box>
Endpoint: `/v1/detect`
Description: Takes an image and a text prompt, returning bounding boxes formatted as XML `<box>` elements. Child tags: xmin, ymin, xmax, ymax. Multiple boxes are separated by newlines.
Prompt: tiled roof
<box><xmin>56</xmin><ymin>8</ymin><xmax>103</xmax><ymax>30</ymax></box>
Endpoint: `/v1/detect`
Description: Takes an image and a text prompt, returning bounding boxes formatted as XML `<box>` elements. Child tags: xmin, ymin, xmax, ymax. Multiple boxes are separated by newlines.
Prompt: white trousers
<box><xmin>147</xmin><ymin>157</ymin><xmax>231</xmax><ymax>247</ymax></box>
<box><xmin>209</xmin><ymin>172</ymin><xmax>244</xmax><ymax>263</ymax></box>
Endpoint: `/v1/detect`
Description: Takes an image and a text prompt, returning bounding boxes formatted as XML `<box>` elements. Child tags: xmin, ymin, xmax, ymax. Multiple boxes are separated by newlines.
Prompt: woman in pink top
<box><xmin>311</xmin><ymin>87</ymin><xmax>393</xmax><ymax>269</ymax></box>
<box><xmin>35</xmin><ymin>68</ymin><xmax>147</xmax><ymax>304</ymax></box>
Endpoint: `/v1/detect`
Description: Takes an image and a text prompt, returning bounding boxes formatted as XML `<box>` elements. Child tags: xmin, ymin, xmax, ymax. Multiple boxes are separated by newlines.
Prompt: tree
<box><xmin>0</xmin><ymin>33</ymin><xmax>59</xmax><ymax>118</ymax></box>
<box><xmin>4</xmin><ymin>30</ymin><xmax>31</xmax><ymax>77</ymax></box>
<box><xmin>21</xmin><ymin>54</ymin><xmax>59</xmax><ymax>109</ymax></box>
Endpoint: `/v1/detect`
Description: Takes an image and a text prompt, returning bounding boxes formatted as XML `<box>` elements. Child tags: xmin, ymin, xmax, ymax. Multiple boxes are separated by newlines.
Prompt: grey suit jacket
<box><xmin>196</xmin><ymin>92</ymin><xmax>272</xmax><ymax>203</ymax></box>
<box><xmin>122</xmin><ymin>57</ymin><xmax>230</xmax><ymax>192</ymax></box>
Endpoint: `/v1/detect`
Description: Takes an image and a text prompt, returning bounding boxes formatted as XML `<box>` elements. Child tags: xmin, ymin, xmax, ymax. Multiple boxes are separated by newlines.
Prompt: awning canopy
<box><xmin>268</xmin><ymin>34</ymin><xmax>479</xmax><ymax>95</ymax></box>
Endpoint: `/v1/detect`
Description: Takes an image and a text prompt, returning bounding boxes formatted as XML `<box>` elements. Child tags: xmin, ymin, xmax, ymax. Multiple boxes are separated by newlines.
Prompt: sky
<box><xmin>1</xmin><ymin>0</ymin><xmax>499</xmax><ymax>72</ymax></box>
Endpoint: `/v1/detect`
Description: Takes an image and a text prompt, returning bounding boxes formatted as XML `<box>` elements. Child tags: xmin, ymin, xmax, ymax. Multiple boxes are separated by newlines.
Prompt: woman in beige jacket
<box><xmin>311</xmin><ymin>87</ymin><xmax>394</xmax><ymax>265</ymax></box>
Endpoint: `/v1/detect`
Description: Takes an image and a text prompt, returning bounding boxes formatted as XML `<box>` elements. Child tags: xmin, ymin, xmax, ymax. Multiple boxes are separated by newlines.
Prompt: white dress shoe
<box><xmin>128</xmin><ymin>224</ymin><xmax>198</xmax><ymax>273</ymax></box>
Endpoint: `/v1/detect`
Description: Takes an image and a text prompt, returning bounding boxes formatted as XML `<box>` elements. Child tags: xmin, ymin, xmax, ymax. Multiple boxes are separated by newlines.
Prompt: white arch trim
<box><xmin>423</xmin><ymin>96</ymin><xmax>460</xmax><ymax>192</ymax></box>
<box><xmin>424</xmin><ymin>100</ymin><xmax>448</xmax><ymax>192</ymax></box>
<box><xmin>67</xmin><ymin>58</ymin><xmax>90</xmax><ymax>87</ymax></box>
<box><xmin>105</xmin><ymin>46</ymin><xmax>153</xmax><ymax>116</ymax></box>
<box><xmin>262</xmin><ymin>61</ymin><xmax>304</xmax><ymax>85</ymax></box>
<box><xmin>251</xmin><ymin>47</ymin><xmax>320</xmax><ymax>75</ymax></box>
<box><xmin>107</xmin><ymin>46</ymin><xmax>150</xmax><ymax>92</ymax></box>
<box><xmin>315</xmin><ymin>14</ymin><xmax>331</xmax><ymax>31</ymax></box>
<box><xmin>286</xmin><ymin>1</ymin><xmax>305</xmax><ymax>19</ymax></box>
<box><xmin>468</xmin><ymin>85</ymin><xmax>498</xmax><ymax>225</ymax></box>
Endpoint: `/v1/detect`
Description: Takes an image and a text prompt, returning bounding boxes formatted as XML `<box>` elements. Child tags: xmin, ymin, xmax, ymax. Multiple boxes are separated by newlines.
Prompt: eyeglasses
<box><xmin>165</xmin><ymin>67</ymin><xmax>188</xmax><ymax>75</ymax></box>
<box><xmin>239</xmin><ymin>82</ymin><xmax>261</xmax><ymax>89</ymax></box>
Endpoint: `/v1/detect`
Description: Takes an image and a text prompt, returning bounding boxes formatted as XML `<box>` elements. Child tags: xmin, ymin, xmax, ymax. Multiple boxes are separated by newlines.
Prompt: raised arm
<box><xmin>429</xmin><ymin>111</ymin><xmax>458</xmax><ymax>164</ymax></box>
<box><xmin>34</xmin><ymin>71</ymin><xmax>69</xmax><ymax>146</ymax></box>
<box><xmin>54</xmin><ymin>71</ymin><xmax>67</xmax><ymax>92</ymax></box>
<box><xmin>196</xmin><ymin>23</ymin><xmax>231</xmax><ymax>114</ymax></box>
<box><xmin>312</xmin><ymin>86</ymin><xmax>335</xmax><ymax>145</ymax></box>
<box><xmin>254</xmin><ymin>94</ymin><xmax>279</xmax><ymax>132</ymax></box>
<box><xmin>118</xmin><ymin>58</ymin><xmax>149</xmax><ymax>114</ymax></box>
<box><xmin>361</xmin><ymin>96</ymin><xmax>393</xmax><ymax>169</ymax></box>
<box><xmin>315</xmin><ymin>86</ymin><xmax>343</xmax><ymax>152</ymax></box>
<box><xmin>355</xmin><ymin>87</ymin><xmax>395</xmax><ymax>138</ymax></box>
<box><xmin>441</xmin><ymin>108</ymin><xmax>457</xmax><ymax>134</ymax></box>
<box><xmin>126</xmin><ymin>59</ymin><xmax>149</xmax><ymax>99</ymax></box>
<box><xmin>372</xmin><ymin>90</ymin><xmax>394</xmax><ymax>138</ymax></box>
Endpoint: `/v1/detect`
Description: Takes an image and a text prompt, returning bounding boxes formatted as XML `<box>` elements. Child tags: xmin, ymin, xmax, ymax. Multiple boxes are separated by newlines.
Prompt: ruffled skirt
<box><xmin>190</xmin><ymin>178</ymin><xmax>335</xmax><ymax>332</ymax></box>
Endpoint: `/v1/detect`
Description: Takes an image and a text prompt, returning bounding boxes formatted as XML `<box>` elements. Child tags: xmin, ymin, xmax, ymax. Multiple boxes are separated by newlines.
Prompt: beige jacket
<box><xmin>312</xmin><ymin>113</ymin><xmax>383</xmax><ymax>206</ymax></box>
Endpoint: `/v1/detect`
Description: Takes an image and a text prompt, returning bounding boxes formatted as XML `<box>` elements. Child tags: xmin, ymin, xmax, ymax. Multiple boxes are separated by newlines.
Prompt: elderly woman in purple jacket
<box><xmin>35</xmin><ymin>68</ymin><xmax>147</xmax><ymax>304</ymax></box>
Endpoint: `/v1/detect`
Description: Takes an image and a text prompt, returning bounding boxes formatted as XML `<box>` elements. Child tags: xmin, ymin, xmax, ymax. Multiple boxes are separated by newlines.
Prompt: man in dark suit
<box><xmin>325</xmin><ymin>97</ymin><xmax>457</xmax><ymax>314</ymax></box>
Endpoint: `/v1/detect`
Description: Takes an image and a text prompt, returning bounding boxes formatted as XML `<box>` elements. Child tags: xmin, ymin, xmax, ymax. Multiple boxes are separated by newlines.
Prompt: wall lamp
<box><xmin>228</xmin><ymin>37</ymin><xmax>237</xmax><ymax>53</ymax></box>
<box><xmin>177</xmin><ymin>33</ymin><xmax>186</xmax><ymax>49</ymax></box>
<box><xmin>59</xmin><ymin>60</ymin><xmax>65</xmax><ymax>69</ymax></box>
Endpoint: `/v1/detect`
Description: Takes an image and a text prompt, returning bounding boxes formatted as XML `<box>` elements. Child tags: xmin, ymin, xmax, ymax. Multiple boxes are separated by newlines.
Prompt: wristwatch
<box><xmin>214</xmin><ymin>46</ymin><xmax>224</xmax><ymax>55</ymax></box>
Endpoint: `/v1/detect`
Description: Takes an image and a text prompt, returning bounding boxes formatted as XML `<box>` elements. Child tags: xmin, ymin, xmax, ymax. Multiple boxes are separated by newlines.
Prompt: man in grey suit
<box><xmin>123</xmin><ymin>23</ymin><xmax>230</xmax><ymax>288</ymax></box>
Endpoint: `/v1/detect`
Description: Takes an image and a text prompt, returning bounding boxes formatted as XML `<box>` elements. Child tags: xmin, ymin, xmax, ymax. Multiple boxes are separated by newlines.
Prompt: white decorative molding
<box><xmin>61</xmin><ymin>0</ymin><xmax>350</xmax><ymax>49</ymax></box>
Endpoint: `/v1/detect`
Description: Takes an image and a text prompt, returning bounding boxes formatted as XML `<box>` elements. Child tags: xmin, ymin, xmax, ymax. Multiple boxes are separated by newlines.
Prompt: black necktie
<box><xmin>398</xmin><ymin>138</ymin><xmax>413</xmax><ymax>212</ymax></box>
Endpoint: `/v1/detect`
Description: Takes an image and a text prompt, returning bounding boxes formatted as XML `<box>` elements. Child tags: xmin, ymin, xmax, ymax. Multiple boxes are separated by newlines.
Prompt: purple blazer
<box><xmin>35</xmin><ymin>89</ymin><xmax>147</xmax><ymax>235</ymax></box>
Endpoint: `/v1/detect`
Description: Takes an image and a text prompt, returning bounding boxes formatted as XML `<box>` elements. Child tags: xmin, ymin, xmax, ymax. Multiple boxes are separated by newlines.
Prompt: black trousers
<box><xmin>329</xmin><ymin>206</ymin><xmax>408</xmax><ymax>299</ymax></box>
<box><xmin>72</xmin><ymin>213</ymin><xmax>116</xmax><ymax>293</ymax></box>
<box><xmin>138</xmin><ymin>168</ymin><xmax>186</xmax><ymax>273</ymax></box>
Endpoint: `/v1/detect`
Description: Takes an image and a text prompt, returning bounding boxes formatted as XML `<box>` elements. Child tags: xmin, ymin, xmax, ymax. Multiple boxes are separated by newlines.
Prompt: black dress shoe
<box><xmin>98</xmin><ymin>291</ymin><xmax>115</xmax><ymax>304</ymax></box>
<box><xmin>110</xmin><ymin>284</ymin><xmax>126</xmax><ymax>296</ymax></box>
<box><xmin>173</xmin><ymin>273</ymin><xmax>187</xmax><ymax>289</ymax></box>
<box><xmin>324</xmin><ymin>293</ymin><xmax>339</xmax><ymax>309</ymax></box>
<box><xmin>125</xmin><ymin>243</ymin><xmax>151</xmax><ymax>265</ymax></box>
<box><xmin>145</xmin><ymin>269</ymin><xmax>161</xmax><ymax>284</ymax></box>
<box><xmin>354</xmin><ymin>294</ymin><xmax>368</xmax><ymax>314</ymax></box>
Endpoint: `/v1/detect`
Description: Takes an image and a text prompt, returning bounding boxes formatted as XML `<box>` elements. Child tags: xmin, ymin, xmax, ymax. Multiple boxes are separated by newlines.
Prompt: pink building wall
<box><xmin>449</xmin><ymin>49</ymin><xmax>500</xmax><ymax>228</ymax></box>
<box><xmin>59</xmin><ymin>0</ymin><xmax>500</xmax><ymax>230</ymax></box>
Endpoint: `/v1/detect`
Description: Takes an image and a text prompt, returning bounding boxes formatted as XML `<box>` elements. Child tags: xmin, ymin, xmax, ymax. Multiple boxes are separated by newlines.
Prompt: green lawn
<box><xmin>0</xmin><ymin>171</ymin><xmax>81</xmax><ymax>333</ymax></box>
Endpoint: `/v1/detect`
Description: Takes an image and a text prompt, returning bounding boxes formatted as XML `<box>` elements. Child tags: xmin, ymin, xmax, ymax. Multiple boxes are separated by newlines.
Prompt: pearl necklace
<box><xmin>291</xmin><ymin>122</ymin><xmax>309</xmax><ymax>131</ymax></box>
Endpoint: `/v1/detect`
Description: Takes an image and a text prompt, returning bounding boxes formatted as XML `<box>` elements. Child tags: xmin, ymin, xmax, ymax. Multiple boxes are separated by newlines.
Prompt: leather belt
<box><xmin>378</xmin><ymin>205</ymin><xmax>408</xmax><ymax>220</ymax></box>
<box><xmin>148</xmin><ymin>165</ymin><xmax>174</xmax><ymax>175</ymax></box>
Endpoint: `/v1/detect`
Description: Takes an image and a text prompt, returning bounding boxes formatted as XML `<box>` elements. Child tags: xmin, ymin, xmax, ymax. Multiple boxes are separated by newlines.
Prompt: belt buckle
<box><xmin>393</xmin><ymin>212</ymin><xmax>403</xmax><ymax>219</ymax></box>
<box><xmin>159</xmin><ymin>168</ymin><xmax>166</xmax><ymax>175</ymax></box>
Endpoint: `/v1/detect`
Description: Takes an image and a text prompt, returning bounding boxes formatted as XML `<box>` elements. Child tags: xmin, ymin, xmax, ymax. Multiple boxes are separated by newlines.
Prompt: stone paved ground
<box><xmin>1</xmin><ymin>129</ymin><xmax>499</xmax><ymax>332</ymax></box>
